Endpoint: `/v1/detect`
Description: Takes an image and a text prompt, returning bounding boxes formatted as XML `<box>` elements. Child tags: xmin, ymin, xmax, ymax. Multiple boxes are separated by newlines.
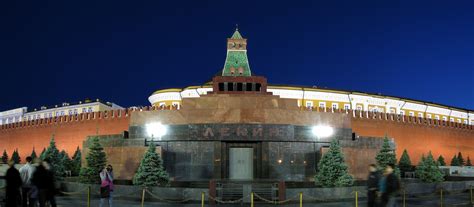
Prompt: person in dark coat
<box><xmin>381</xmin><ymin>163</ymin><xmax>400</xmax><ymax>207</ymax></box>
<box><xmin>5</xmin><ymin>160</ymin><xmax>22</xmax><ymax>207</ymax></box>
<box><xmin>367</xmin><ymin>164</ymin><xmax>380</xmax><ymax>207</ymax></box>
<box><xmin>31</xmin><ymin>160</ymin><xmax>56</xmax><ymax>207</ymax></box>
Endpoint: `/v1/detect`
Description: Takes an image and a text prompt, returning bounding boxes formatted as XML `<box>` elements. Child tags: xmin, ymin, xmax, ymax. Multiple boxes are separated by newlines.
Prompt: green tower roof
<box><xmin>221</xmin><ymin>28</ymin><xmax>252</xmax><ymax>76</ymax></box>
<box><xmin>231</xmin><ymin>30</ymin><xmax>243</xmax><ymax>39</ymax></box>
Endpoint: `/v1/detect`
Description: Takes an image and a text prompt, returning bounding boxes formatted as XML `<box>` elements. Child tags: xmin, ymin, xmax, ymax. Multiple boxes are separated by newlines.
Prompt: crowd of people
<box><xmin>367</xmin><ymin>163</ymin><xmax>401</xmax><ymax>207</ymax></box>
<box><xmin>4</xmin><ymin>156</ymin><xmax>57</xmax><ymax>207</ymax></box>
<box><xmin>3</xmin><ymin>157</ymin><xmax>115</xmax><ymax>207</ymax></box>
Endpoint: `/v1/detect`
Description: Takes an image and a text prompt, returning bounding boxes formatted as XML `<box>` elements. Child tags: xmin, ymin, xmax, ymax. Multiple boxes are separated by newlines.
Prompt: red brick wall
<box><xmin>0</xmin><ymin>110</ymin><xmax>130</xmax><ymax>162</ymax></box>
<box><xmin>351</xmin><ymin>113</ymin><xmax>474</xmax><ymax>165</ymax></box>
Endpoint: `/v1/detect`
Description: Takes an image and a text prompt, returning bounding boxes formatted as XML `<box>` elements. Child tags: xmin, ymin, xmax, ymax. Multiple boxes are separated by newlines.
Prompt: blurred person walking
<box><xmin>31</xmin><ymin>159</ymin><xmax>56</xmax><ymax>207</ymax></box>
<box><xmin>5</xmin><ymin>160</ymin><xmax>22</xmax><ymax>207</ymax></box>
<box><xmin>367</xmin><ymin>164</ymin><xmax>381</xmax><ymax>207</ymax></box>
<box><xmin>19</xmin><ymin>156</ymin><xmax>36</xmax><ymax>207</ymax></box>
<box><xmin>381</xmin><ymin>164</ymin><xmax>400</xmax><ymax>207</ymax></box>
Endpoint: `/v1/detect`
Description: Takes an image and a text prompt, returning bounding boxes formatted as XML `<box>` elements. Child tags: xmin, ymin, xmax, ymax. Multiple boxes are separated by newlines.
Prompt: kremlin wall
<box><xmin>0</xmin><ymin>29</ymin><xmax>473</xmax><ymax>182</ymax></box>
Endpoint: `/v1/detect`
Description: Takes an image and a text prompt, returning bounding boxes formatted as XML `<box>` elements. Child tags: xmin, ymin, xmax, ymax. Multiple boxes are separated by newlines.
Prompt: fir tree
<box><xmin>398</xmin><ymin>149</ymin><xmax>412</xmax><ymax>176</ymax></box>
<box><xmin>71</xmin><ymin>146</ymin><xmax>82</xmax><ymax>176</ymax></box>
<box><xmin>376</xmin><ymin>137</ymin><xmax>398</xmax><ymax>173</ymax></box>
<box><xmin>133</xmin><ymin>143</ymin><xmax>170</xmax><ymax>187</ymax></box>
<box><xmin>43</xmin><ymin>136</ymin><xmax>65</xmax><ymax>177</ymax></box>
<box><xmin>30</xmin><ymin>148</ymin><xmax>37</xmax><ymax>160</ymax></box>
<box><xmin>437</xmin><ymin>155</ymin><xmax>446</xmax><ymax>166</ymax></box>
<box><xmin>416</xmin><ymin>152</ymin><xmax>444</xmax><ymax>183</ymax></box>
<box><xmin>80</xmin><ymin>137</ymin><xmax>107</xmax><ymax>184</ymax></box>
<box><xmin>2</xmin><ymin>150</ymin><xmax>9</xmax><ymax>164</ymax></box>
<box><xmin>466</xmin><ymin>156</ymin><xmax>472</xmax><ymax>166</ymax></box>
<box><xmin>39</xmin><ymin>148</ymin><xmax>46</xmax><ymax>160</ymax></box>
<box><xmin>315</xmin><ymin>139</ymin><xmax>354</xmax><ymax>187</ymax></box>
<box><xmin>60</xmin><ymin>150</ymin><xmax>73</xmax><ymax>176</ymax></box>
<box><xmin>10</xmin><ymin>149</ymin><xmax>21</xmax><ymax>164</ymax></box>
<box><xmin>457</xmin><ymin>152</ymin><xmax>465</xmax><ymax>166</ymax></box>
<box><xmin>451</xmin><ymin>154</ymin><xmax>460</xmax><ymax>166</ymax></box>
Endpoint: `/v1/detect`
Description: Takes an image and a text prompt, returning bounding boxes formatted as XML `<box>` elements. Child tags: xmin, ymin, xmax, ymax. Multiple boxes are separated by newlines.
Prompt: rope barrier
<box><xmin>253</xmin><ymin>192</ymin><xmax>299</xmax><ymax>204</ymax></box>
<box><xmin>34</xmin><ymin>183</ymin><xmax>474</xmax><ymax>206</ymax></box>
<box><xmin>145</xmin><ymin>188</ymin><xmax>192</xmax><ymax>203</ymax></box>
<box><xmin>207</xmin><ymin>194</ymin><xmax>248</xmax><ymax>204</ymax></box>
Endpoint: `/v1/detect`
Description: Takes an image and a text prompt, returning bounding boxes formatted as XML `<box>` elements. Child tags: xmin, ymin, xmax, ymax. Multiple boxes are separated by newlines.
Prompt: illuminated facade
<box><xmin>0</xmin><ymin>99</ymin><xmax>123</xmax><ymax>125</ymax></box>
<box><xmin>0</xmin><ymin>29</ymin><xmax>473</xmax><ymax>185</ymax></box>
<box><xmin>149</xmin><ymin>30</ymin><xmax>473</xmax><ymax>126</ymax></box>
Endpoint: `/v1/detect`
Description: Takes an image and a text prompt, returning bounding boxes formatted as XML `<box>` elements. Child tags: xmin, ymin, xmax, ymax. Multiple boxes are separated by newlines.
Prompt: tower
<box><xmin>222</xmin><ymin>28</ymin><xmax>251</xmax><ymax>76</ymax></box>
<box><xmin>212</xmin><ymin>28</ymin><xmax>269</xmax><ymax>94</ymax></box>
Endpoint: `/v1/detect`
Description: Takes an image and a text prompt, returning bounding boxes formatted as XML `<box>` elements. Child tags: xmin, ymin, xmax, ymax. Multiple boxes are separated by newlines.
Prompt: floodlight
<box><xmin>312</xmin><ymin>125</ymin><xmax>334</xmax><ymax>138</ymax></box>
<box><xmin>146</xmin><ymin>122</ymin><xmax>167</xmax><ymax>139</ymax></box>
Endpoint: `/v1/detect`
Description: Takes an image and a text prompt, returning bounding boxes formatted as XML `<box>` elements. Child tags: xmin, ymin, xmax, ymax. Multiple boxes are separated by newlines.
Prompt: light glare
<box><xmin>312</xmin><ymin>125</ymin><xmax>334</xmax><ymax>138</ymax></box>
<box><xmin>146</xmin><ymin>122</ymin><xmax>167</xmax><ymax>138</ymax></box>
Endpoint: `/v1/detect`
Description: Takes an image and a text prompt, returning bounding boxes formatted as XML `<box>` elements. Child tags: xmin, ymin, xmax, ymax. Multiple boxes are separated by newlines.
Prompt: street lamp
<box><xmin>312</xmin><ymin>125</ymin><xmax>334</xmax><ymax>138</ymax></box>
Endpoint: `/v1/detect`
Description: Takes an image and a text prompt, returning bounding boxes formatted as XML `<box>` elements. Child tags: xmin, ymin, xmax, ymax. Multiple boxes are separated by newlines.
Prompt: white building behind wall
<box><xmin>0</xmin><ymin>99</ymin><xmax>123</xmax><ymax>125</ymax></box>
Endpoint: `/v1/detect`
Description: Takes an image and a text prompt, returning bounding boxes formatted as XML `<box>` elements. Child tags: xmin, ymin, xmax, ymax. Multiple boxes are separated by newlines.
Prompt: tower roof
<box><xmin>231</xmin><ymin>29</ymin><xmax>243</xmax><ymax>39</ymax></box>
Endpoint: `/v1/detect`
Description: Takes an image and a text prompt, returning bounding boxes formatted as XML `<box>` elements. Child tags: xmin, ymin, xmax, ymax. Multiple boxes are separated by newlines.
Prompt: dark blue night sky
<box><xmin>1</xmin><ymin>1</ymin><xmax>473</xmax><ymax>111</ymax></box>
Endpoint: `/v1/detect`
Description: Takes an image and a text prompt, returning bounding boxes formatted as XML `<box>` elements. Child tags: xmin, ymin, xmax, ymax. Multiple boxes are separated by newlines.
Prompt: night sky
<box><xmin>1</xmin><ymin>1</ymin><xmax>473</xmax><ymax>111</ymax></box>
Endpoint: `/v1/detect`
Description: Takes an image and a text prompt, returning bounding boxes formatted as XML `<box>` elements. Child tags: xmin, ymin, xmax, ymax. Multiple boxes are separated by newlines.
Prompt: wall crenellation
<box><xmin>2</xmin><ymin>106</ymin><xmax>471</xmax><ymax>131</ymax></box>
<box><xmin>0</xmin><ymin>109</ymin><xmax>131</xmax><ymax>131</ymax></box>
<box><xmin>302</xmin><ymin>106</ymin><xmax>473</xmax><ymax>131</ymax></box>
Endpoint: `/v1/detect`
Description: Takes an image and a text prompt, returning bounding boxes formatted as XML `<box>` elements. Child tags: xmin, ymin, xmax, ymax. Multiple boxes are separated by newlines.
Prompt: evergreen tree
<box><xmin>398</xmin><ymin>149</ymin><xmax>412</xmax><ymax>176</ymax></box>
<box><xmin>376</xmin><ymin>137</ymin><xmax>399</xmax><ymax>174</ymax></box>
<box><xmin>60</xmin><ymin>150</ymin><xmax>73</xmax><ymax>176</ymax></box>
<box><xmin>416</xmin><ymin>152</ymin><xmax>444</xmax><ymax>183</ymax></box>
<box><xmin>39</xmin><ymin>148</ymin><xmax>46</xmax><ymax>160</ymax></box>
<box><xmin>30</xmin><ymin>148</ymin><xmax>37</xmax><ymax>160</ymax></box>
<box><xmin>437</xmin><ymin>155</ymin><xmax>446</xmax><ymax>166</ymax></box>
<box><xmin>2</xmin><ymin>150</ymin><xmax>8</xmax><ymax>164</ymax></box>
<box><xmin>133</xmin><ymin>143</ymin><xmax>170</xmax><ymax>187</ymax></box>
<box><xmin>457</xmin><ymin>152</ymin><xmax>465</xmax><ymax>166</ymax></box>
<box><xmin>315</xmin><ymin>139</ymin><xmax>353</xmax><ymax>187</ymax></box>
<box><xmin>71</xmin><ymin>146</ymin><xmax>82</xmax><ymax>176</ymax></box>
<box><xmin>43</xmin><ymin>136</ymin><xmax>65</xmax><ymax>177</ymax></box>
<box><xmin>10</xmin><ymin>149</ymin><xmax>21</xmax><ymax>164</ymax></box>
<box><xmin>80</xmin><ymin>137</ymin><xmax>107</xmax><ymax>184</ymax></box>
<box><xmin>450</xmin><ymin>154</ymin><xmax>460</xmax><ymax>166</ymax></box>
<box><xmin>466</xmin><ymin>156</ymin><xmax>472</xmax><ymax>166</ymax></box>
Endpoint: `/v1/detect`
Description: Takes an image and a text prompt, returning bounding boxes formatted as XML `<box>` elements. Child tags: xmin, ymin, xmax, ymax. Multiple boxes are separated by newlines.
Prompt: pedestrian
<box><xmin>367</xmin><ymin>164</ymin><xmax>380</xmax><ymax>207</ymax></box>
<box><xmin>19</xmin><ymin>156</ymin><xmax>36</xmax><ymax>207</ymax></box>
<box><xmin>381</xmin><ymin>164</ymin><xmax>400</xmax><ymax>207</ymax></box>
<box><xmin>31</xmin><ymin>159</ymin><xmax>56</xmax><ymax>207</ymax></box>
<box><xmin>5</xmin><ymin>159</ymin><xmax>22</xmax><ymax>207</ymax></box>
<box><xmin>99</xmin><ymin>164</ymin><xmax>114</xmax><ymax>207</ymax></box>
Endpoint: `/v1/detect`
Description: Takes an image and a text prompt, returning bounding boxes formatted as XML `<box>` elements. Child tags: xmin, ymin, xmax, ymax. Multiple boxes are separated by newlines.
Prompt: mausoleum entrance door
<box><xmin>229</xmin><ymin>148</ymin><xmax>254</xmax><ymax>180</ymax></box>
